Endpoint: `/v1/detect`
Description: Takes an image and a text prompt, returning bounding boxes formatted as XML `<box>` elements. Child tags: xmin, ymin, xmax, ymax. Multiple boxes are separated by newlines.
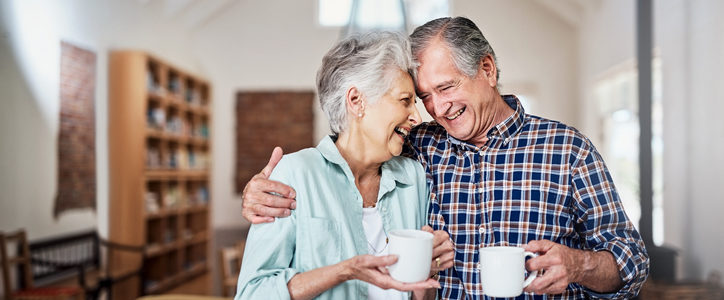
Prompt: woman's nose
<box><xmin>409</xmin><ymin>104</ymin><xmax>422</xmax><ymax>126</ymax></box>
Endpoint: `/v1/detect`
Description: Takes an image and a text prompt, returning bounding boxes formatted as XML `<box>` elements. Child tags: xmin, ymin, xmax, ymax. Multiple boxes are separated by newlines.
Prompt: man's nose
<box><xmin>433</xmin><ymin>96</ymin><xmax>452</xmax><ymax>117</ymax></box>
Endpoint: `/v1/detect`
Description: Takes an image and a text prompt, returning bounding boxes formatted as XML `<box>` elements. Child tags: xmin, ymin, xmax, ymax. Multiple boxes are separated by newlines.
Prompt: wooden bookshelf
<box><xmin>109</xmin><ymin>51</ymin><xmax>212</xmax><ymax>298</ymax></box>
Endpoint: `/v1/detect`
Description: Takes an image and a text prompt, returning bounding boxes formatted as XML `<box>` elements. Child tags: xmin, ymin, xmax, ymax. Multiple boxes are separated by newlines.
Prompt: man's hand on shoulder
<box><xmin>241</xmin><ymin>147</ymin><xmax>297</xmax><ymax>224</ymax></box>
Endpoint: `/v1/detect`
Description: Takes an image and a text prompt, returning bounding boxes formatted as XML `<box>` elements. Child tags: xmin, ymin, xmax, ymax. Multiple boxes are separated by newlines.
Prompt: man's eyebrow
<box><xmin>435</xmin><ymin>80</ymin><xmax>457</xmax><ymax>90</ymax></box>
<box><xmin>415</xmin><ymin>79</ymin><xmax>456</xmax><ymax>95</ymax></box>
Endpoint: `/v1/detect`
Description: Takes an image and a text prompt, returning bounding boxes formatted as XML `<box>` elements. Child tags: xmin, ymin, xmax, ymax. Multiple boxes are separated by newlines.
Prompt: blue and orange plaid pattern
<box><xmin>403</xmin><ymin>95</ymin><xmax>649</xmax><ymax>299</ymax></box>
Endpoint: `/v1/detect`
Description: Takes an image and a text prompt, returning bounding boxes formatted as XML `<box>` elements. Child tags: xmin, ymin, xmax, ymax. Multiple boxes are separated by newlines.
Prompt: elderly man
<box><xmin>241</xmin><ymin>17</ymin><xmax>648</xmax><ymax>299</ymax></box>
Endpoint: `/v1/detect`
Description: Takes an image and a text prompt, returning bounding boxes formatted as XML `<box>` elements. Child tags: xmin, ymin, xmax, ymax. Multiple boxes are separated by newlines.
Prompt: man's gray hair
<box><xmin>410</xmin><ymin>16</ymin><xmax>501</xmax><ymax>82</ymax></box>
<box><xmin>316</xmin><ymin>31</ymin><xmax>415</xmax><ymax>135</ymax></box>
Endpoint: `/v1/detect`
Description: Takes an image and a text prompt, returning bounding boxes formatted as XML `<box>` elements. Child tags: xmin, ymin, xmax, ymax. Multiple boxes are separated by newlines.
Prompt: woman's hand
<box><xmin>422</xmin><ymin>225</ymin><xmax>455</xmax><ymax>275</ymax></box>
<box><xmin>341</xmin><ymin>254</ymin><xmax>441</xmax><ymax>291</ymax></box>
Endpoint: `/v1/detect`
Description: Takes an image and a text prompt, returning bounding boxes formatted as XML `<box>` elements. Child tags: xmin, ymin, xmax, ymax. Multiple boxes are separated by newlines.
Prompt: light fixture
<box><xmin>343</xmin><ymin>0</ymin><xmax>408</xmax><ymax>37</ymax></box>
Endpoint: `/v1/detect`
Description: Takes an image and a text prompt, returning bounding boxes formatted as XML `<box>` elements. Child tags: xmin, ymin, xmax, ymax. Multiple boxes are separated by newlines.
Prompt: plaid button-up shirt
<box><xmin>403</xmin><ymin>95</ymin><xmax>649</xmax><ymax>299</ymax></box>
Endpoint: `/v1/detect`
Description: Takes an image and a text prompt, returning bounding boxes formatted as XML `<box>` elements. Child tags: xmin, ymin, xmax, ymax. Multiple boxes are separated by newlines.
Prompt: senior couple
<box><xmin>236</xmin><ymin>17</ymin><xmax>649</xmax><ymax>300</ymax></box>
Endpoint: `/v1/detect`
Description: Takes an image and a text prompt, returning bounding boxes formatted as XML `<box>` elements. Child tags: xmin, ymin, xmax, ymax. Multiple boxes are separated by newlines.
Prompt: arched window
<box><xmin>317</xmin><ymin>0</ymin><xmax>449</xmax><ymax>32</ymax></box>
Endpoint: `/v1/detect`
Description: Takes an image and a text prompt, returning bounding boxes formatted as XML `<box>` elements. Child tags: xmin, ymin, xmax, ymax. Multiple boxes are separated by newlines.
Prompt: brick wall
<box><xmin>55</xmin><ymin>41</ymin><xmax>96</xmax><ymax>216</ymax></box>
<box><xmin>235</xmin><ymin>91</ymin><xmax>315</xmax><ymax>193</ymax></box>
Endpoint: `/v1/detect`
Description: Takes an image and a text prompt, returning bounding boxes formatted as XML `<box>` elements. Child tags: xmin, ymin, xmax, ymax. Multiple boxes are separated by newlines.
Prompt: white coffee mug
<box><xmin>479</xmin><ymin>246</ymin><xmax>539</xmax><ymax>297</ymax></box>
<box><xmin>387</xmin><ymin>229</ymin><xmax>433</xmax><ymax>283</ymax></box>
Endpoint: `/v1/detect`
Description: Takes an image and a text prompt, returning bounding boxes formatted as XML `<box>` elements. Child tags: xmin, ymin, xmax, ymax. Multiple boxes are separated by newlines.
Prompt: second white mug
<box><xmin>479</xmin><ymin>246</ymin><xmax>539</xmax><ymax>297</ymax></box>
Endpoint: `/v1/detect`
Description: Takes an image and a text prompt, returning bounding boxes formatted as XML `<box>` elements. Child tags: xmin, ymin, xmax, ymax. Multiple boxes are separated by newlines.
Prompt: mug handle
<box><xmin>523</xmin><ymin>251</ymin><xmax>539</xmax><ymax>288</ymax></box>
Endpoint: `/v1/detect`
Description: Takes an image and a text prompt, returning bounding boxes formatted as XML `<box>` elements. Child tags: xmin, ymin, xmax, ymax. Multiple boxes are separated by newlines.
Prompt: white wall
<box><xmin>577</xmin><ymin>1</ymin><xmax>636</xmax><ymax>147</ymax></box>
<box><xmin>0</xmin><ymin>0</ymin><xmax>202</xmax><ymax>240</ymax></box>
<box><xmin>453</xmin><ymin>1</ymin><xmax>580</xmax><ymax>127</ymax></box>
<box><xmin>579</xmin><ymin>0</ymin><xmax>724</xmax><ymax>281</ymax></box>
<box><xmin>657</xmin><ymin>0</ymin><xmax>724</xmax><ymax>281</ymax></box>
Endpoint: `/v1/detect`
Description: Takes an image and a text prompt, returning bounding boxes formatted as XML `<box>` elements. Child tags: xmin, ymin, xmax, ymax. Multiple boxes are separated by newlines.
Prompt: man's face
<box><xmin>414</xmin><ymin>40</ymin><xmax>498</xmax><ymax>144</ymax></box>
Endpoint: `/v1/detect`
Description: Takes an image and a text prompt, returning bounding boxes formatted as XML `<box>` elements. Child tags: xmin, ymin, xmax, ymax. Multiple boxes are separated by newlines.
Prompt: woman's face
<box><xmin>360</xmin><ymin>69</ymin><xmax>422</xmax><ymax>160</ymax></box>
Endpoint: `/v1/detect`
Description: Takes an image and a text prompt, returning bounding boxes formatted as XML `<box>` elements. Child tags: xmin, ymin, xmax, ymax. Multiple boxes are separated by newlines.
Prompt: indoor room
<box><xmin>1</xmin><ymin>0</ymin><xmax>723</xmax><ymax>299</ymax></box>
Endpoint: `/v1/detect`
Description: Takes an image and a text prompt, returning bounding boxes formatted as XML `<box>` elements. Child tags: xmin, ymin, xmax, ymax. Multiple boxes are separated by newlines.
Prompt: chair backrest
<box><xmin>27</xmin><ymin>230</ymin><xmax>99</xmax><ymax>284</ymax></box>
<box><xmin>218</xmin><ymin>240</ymin><xmax>245</xmax><ymax>297</ymax></box>
<box><xmin>0</xmin><ymin>230</ymin><xmax>34</xmax><ymax>299</ymax></box>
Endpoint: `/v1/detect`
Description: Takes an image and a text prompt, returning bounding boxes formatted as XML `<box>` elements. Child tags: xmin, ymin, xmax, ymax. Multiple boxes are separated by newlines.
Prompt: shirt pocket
<box><xmin>296</xmin><ymin>217</ymin><xmax>342</xmax><ymax>270</ymax></box>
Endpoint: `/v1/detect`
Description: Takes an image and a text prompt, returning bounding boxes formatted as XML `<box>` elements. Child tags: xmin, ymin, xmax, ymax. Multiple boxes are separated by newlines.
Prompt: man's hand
<box><xmin>241</xmin><ymin>147</ymin><xmax>297</xmax><ymax>224</ymax></box>
<box><xmin>523</xmin><ymin>240</ymin><xmax>623</xmax><ymax>295</ymax></box>
<box><xmin>421</xmin><ymin>225</ymin><xmax>455</xmax><ymax>274</ymax></box>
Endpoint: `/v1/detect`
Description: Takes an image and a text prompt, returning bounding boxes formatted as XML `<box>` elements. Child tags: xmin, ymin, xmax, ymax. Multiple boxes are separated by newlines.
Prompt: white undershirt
<box><xmin>362</xmin><ymin>207</ymin><xmax>408</xmax><ymax>300</ymax></box>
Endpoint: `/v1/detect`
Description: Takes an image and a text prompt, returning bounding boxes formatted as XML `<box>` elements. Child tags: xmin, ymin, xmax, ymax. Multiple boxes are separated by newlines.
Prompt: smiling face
<box><xmin>415</xmin><ymin>40</ymin><xmax>499</xmax><ymax>145</ymax></box>
<box><xmin>360</xmin><ymin>68</ymin><xmax>421</xmax><ymax>159</ymax></box>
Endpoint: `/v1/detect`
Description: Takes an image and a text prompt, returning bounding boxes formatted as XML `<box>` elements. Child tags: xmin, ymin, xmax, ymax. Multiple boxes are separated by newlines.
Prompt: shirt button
<box><xmin>479</xmin><ymin>227</ymin><xmax>485</xmax><ymax>234</ymax></box>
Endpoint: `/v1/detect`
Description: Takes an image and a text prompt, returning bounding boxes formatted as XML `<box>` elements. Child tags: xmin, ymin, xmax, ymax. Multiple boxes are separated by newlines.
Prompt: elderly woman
<box><xmin>235</xmin><ymin>32</ymin><xmax>453</xmax><ymax>300</ymax></box>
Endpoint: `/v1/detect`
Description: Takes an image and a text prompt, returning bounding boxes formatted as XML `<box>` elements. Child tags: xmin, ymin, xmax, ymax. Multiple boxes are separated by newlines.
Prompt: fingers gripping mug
<box><xmin>479</xmin><ymin>246</ymin><xmax>539</xmax><ymax>297</ymax></box>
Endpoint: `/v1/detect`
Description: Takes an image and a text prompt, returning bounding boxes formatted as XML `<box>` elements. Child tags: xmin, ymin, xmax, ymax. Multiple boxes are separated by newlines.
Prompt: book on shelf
<box><xmin>164</xmin><ymin>230</ymin><xmax>175</xmax><ymax>243</ymax></box>
<box><xmin>147</xmin><ymin>108</ymin><xmax>165</xmax><ymax>130</ymax></box>
<box><xmin>185</xmin><ymin>86</ymin><xmax>203</xmax><ymax>106</ymax></box>
<box><xmin>168</xmin><ymin>73</ymin><xmax>180</xmax><ymax>95</ymax></box>
<box><xmin>200</xmin><ymin>123</ymin><xmax>209</xmax><ymax>139</ymax></box>
<box><xmin>187</xmin><ymin>149</ymin><xmax>195</xmax><ymax>169</ymax></box>
<box><xmin>198</xmin><ymin>186</ymin><xmax>209</xmax><ymax>204</ymax></box>
<box><xmin>167</xmin><ymin>148</ymin><xmax>177</xmax><ymax>169</ymax></box>
<box><xmin>145</xmin><ymin>191</ymin><xmax>160</xmax><ymax>213</ymax></box>
<box><xmin>182</xmin><ymin>118</ymin><xmax>192</xmax><ymax>137</ymax></box>
<box><xmin>183</xmin><ymin>229</ymin><xmax>193</xmax><ymax>240</ymax></box>
<box><xmin>165</xmin><ymin>185</ymin><xmax>179</xmax><ymax>208</ymax></box>
<box><xmin>166</xmin><ymin>115</ymin><xmax>183</xmax><ymax>136</ymax></box>
<box><xmin>177</xmin><ymin>147</ymin><xmax>188</xmax><ymax>169</ymax></box>
<box><xmin>147</xmin><ymin>147</ymin><xmax>162</xmax><ymax>169</ymax></box>
<box><xmin>188</xmin><ymin>151</ymin><xmax>208</xmax><ymax>170</ymax></box>
<box><xmin>147</xmin><ymin>69</ymin><xmax>163</xmax><ymax>95</ymax></box>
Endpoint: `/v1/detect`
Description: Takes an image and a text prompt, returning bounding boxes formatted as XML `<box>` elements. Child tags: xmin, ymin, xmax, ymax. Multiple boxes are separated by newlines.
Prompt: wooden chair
<box><xmin>24</xmin><ymin>230</ymin><xmax>144</xmax><ymax>300</ymax></box>
<box><xmin>218</xmin><ymin>240</ymin><xmax>245</xmax><ymax>297</ymax></box>
<box><xmin>88</xmin><ymin>238</ymin><xmax>144</xmax><ymax>300</ymax></box>
<box><xmin>0</xmin><ymin>230</ymin><xmax>84</xmax><ymax>300</ymax></box>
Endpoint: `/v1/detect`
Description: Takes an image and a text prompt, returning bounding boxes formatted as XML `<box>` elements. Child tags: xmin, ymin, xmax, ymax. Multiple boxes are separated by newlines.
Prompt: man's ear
<box><xmin>479</xmin><ymin>55</ymin><xmax>498</xmax><ymax>88</ymax></box>
<box><xmin>345</xmin><ymin>86</ymin><xmax>365</xmax><ymax>116</ymax></box>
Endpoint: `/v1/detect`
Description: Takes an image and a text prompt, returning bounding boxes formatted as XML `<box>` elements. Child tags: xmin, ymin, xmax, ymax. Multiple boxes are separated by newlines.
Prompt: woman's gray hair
<box><xmin>316</xmin><ymin>31</ymin><xmax>415</xmax><ymax>135</ymax></box>
<box><xmin>409</xmin><ymin>16</ymin><xmax>501</xmax><ymax>83</ymax></box>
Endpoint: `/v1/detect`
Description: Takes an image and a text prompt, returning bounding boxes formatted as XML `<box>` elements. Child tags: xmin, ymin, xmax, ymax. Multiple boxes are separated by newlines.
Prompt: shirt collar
<box><xmin>316</xmin><ymin>135</ymin><xmax>413</xmax><ymax>186</ymax></box>
<box><xmin>493</xmin><ymin>95</ymin><xmax>526</xmax><ymax>141</ymax></box>
<box><xmin>446</xmin><ymin>94</ymin><xmax>526</xmax><ymax>149</ymax></box>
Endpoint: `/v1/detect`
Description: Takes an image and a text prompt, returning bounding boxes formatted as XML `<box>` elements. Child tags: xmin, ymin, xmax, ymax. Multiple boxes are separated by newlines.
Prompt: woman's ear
<box><xmin>345</xmin><ymin>86</ymin><xmax>365</xmax><ymax>118</ymax></box>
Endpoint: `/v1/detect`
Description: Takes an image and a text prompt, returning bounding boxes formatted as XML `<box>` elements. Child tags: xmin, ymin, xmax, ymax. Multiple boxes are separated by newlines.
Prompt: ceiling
<box><xmin>532</xmin><ymin>0</ymin><xmax>589</xmax><ymax>27</ymax></box>
<box><xmin>136</xmin><ymin>0</ymin><xmax>588</xmax><ymax>32</ymax></box>
<box><xmin>136</xmin><ymin>0</ymin><xmax>239</xmax><ymax>30</ymax></box>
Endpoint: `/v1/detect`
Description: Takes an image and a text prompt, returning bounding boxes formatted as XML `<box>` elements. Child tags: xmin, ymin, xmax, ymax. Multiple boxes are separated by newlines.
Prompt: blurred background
<box><xmin>1</xmin><ymin>0</ymin><xmax>723</xmax><ymax>299</ymax></box>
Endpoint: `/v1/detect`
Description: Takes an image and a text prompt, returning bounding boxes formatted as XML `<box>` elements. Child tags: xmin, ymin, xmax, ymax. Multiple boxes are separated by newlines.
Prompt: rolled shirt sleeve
<box><xmin>570</xmin><ymin>145</ymin><xmax>650</xmax><ymax>299</ymax></box>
